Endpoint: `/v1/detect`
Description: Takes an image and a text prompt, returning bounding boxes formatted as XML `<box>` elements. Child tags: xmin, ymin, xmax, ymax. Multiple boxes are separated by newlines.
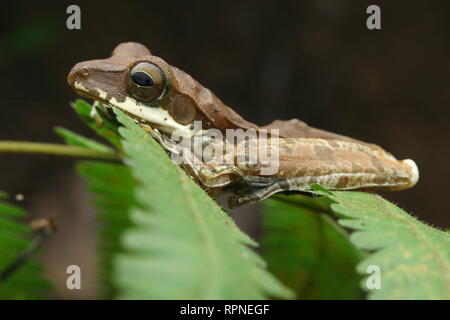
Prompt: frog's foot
<box><xmin>148</xmin><ymin>128</ymin><xmax>214</xmax><ymax>184</ymax></box>
<box><xmin>229</xmin><ymin>180</ymin><xmax>292</xmax><ymax>207</ymax></box>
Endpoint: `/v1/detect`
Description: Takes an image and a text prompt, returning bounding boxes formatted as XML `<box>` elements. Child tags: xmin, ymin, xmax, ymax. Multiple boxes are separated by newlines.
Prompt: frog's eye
<box><xmin>128</xmin><ymin>62</ymin><xmax>166</xmax><ymax>101</ymax></box>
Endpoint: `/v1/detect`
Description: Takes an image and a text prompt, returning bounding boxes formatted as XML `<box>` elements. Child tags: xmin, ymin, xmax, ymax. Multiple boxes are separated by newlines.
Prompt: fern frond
<box><xmin>77</xmin><ymin>162</ymin><xmax>136</xmax><ymax>299</ymax></box>
<box><xmin>55</xmin><ymin>127</ymin><xmax>113</xmax><ymax>152</ymax></box>
<box><xmin>312</xmin><ymin>185</ymin><xmax>450</xmax><ymax>299</ymax></box>
<box><xmin>261</xmin><ymin>195</ymin><xmax>364</xmax><ymax>299</ymax></box>
<box><xmin>109</xmin><ymin>108</ymin><xmax>293</xmax><ymax>299</ymax></box>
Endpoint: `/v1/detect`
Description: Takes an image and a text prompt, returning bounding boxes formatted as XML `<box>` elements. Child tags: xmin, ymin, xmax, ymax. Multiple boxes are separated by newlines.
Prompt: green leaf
<box><xmin>0</xmin><ymin>195</ymin><xmax>50</xmax><ymax>299</ymax></box>
<box><xmin>55</xmin><ymin>126</ymin><xmax>113</xmax><ymax>152</ymax></box>
<box><xmin>70</xmin><ymin>99</ymin><xmax>122</xmax><ymax>150</ymax></box>
<box><xmin>111</xmin><ymin>108</ymin><xmax>293</xmax><ymax>299</ymax></box>
<box><xmin>261</xmin><ymin>195</ymin><xmax>364</xmax><ymax>299</ymax></box>
<box><xmin>77</xmin><ymin>162</ymin><xmax>136</xmax><ymax>299</ymax></box>
<box><xmin>316</xmin><ymin>188</ymin><xmax>450</xmax><ymax>300</ymax></box>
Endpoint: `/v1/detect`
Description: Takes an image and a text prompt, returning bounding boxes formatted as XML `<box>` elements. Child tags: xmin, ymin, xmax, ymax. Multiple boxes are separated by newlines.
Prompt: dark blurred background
<box><xmin>0</xmin><ymin>1</ymin><xmax>449</xmax><ymax>298</ymax></box>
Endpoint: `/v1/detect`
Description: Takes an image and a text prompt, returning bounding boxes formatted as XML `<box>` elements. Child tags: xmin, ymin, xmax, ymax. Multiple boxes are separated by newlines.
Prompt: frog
<box><xmin>67</xmin><ymin>42</ymin><xmax>419</xmax><ymax>206</ymax></box>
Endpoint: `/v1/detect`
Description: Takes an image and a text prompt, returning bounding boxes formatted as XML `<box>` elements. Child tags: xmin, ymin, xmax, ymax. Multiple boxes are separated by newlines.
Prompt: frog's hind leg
<box><xmin>229</xmin><ymin>177</ymin><xmax>316</xmax><ymax>207</ymax></box>
<box><xmin>229</xmin><ymin>180</ymin><xmax>294</xmax><ymax>207</ymax></box>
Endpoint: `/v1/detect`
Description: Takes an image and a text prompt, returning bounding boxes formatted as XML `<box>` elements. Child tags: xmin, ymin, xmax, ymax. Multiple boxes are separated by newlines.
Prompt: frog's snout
<box><xmin>67</xmin><ymin>63</ymin><xmax>90</xmax><ymax>88</ymax></box>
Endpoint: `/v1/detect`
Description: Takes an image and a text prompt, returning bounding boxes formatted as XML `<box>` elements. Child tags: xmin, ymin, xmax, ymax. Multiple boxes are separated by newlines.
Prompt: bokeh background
<box><xmin>0</xmin><ymin>1</ymin><xmax>449</xmax><ymax>298</ymax></box>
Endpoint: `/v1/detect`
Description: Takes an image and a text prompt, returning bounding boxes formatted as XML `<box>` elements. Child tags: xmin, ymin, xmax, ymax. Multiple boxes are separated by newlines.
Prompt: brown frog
<box><xmin>68</xmin><ymin>42</ymin><xmax>418</xmax><ymax>206</ymax></box>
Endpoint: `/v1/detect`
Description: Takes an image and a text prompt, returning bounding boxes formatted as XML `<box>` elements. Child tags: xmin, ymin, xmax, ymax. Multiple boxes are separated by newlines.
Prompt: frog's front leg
<box><xmin>142</xmin><ymin>127</ymin><xmax>235</xmax><ymax>188</ymax></box>
<box><xmin>142</xmin><ymin>128</ymin><xmax>291</xmax><ymax>202</ymax></box>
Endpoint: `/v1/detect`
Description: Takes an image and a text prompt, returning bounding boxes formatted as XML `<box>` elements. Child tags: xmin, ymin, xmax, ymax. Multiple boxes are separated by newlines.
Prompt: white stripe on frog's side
<box><xmin>74</xmin><ymin>81</ymin><xmax>193</xmax><ymax>137</ymax></box>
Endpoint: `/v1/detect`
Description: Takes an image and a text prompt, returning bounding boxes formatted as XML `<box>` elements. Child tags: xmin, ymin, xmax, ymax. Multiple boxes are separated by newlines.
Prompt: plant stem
<box><xmin>0</xmin><ymin>141</ymin><xmax>118</xmax><ymax>160</ymax></box>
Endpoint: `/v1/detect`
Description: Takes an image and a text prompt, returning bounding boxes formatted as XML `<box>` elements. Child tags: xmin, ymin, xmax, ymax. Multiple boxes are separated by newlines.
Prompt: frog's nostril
<box><xmin>79</xmin><ymin>67</ymin><xmax>89</xmax><ymax>77</ymax></box>
<box><xmin>73</xmin><ymin>67</ymin><xmax>89</xmax><ymax>79</ymax></box>
<box><xmin>67</xmin><ymin>66</ymin><xmax>89</xmax><ymax>87</ymax></box>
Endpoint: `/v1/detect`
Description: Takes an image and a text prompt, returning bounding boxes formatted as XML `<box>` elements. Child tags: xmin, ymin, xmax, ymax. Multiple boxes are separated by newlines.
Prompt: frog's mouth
<box><xmin>72</xmin><ymin>80</ymin><xmax>193</xmax><ymax>137</ymax></box>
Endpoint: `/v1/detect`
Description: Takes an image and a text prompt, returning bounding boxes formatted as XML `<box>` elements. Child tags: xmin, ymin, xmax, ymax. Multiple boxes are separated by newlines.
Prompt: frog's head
<box><xmin>68</xmin><ymin>42</ymin><xmax>259</xmax><ymax>136</ymax></box>
<box><xmin>68</xmin><ymin>42</ymin><xmax>201</xmax><ymax>134</ymax></box>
